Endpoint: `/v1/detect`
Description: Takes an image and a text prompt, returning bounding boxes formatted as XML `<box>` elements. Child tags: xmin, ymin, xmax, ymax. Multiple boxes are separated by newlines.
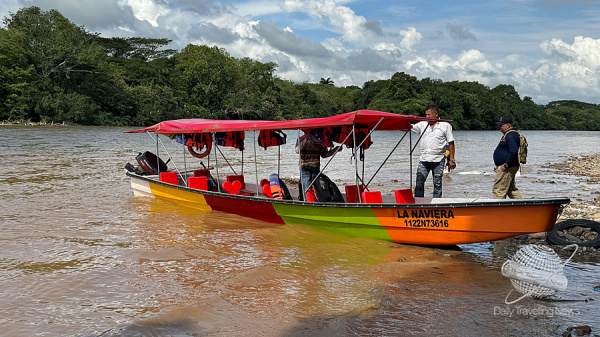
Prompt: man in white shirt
<box><xmin>411</xmin><ymin>105</ymin><xmax>456</xmax><ymax>198</ymax></box>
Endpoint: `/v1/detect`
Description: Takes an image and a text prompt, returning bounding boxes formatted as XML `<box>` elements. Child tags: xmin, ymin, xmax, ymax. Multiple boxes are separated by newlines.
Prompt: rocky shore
<box><xmin>523</xmin><ymin>154</ymin><xmax>600</xmax><ymax>259</ymax></box>
<box><xmin>545</xmin><ymin>153</ymin><xmax>600</xmax><ymax>184</ymax></box>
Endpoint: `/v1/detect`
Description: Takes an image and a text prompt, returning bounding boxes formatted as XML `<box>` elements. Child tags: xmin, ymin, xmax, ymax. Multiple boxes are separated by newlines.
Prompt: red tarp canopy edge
<box><xmin>124</xmin><ymin>110</ymin><xmax>451</xmax><ymax>134</ymax></box>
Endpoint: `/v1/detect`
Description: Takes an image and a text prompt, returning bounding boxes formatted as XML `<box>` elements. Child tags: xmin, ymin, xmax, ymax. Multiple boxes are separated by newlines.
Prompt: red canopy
<box><xmin>124</xmin><ymin>110</ymin><xmax>451</xmax><ymax>134</ymax></box>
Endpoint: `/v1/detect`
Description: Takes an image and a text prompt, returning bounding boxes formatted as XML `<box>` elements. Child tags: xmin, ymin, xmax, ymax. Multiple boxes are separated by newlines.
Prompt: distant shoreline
<box><xmin>1</xmin><ymin>121</ymin><xmax>68</xmax><ymax>126</ymax></box>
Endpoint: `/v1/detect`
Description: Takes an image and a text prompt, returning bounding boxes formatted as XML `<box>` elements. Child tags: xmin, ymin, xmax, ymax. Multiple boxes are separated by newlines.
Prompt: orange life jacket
<box><xmin>215</xmin><ymin>131</ymin><xmax>245</xmax><ymax>151</ymax></box>
<box><xmin>258</xmin><ymin>130</ymin><xmax>287</xmax><ymax>149</ymax></box>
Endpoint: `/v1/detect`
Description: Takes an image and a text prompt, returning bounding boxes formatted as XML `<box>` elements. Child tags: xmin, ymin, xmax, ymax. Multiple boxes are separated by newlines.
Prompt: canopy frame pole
<box><xmin>356</xmin><ymin>117</ymin><xmax>384</xmax><ymax>149</ymax></box>
<box><xmin>215</xmin><ymin>145</ymin><xmax>237</xmax><ymax>175</ymax></box>
<box><xmin>305</xmin><ymin>127</ymin><xmax>353</xmax><ymax>194</ymax></box>
<box><xmin>156</xmin><ymin>135</ymin><xmax>186</xmax><ymax>186</ymax></box>
<box><xmin>183</xmin><ymin>141</ymin><xmax>187</xmax><ymax>181</ymax></box>
<box><xmin>355</xmin><ymin>117</ymin><xmax>384</xmax><ymax>192</ymax></box>
<box><xmin>353</xmin><ymin>123</ymin><xmax>361</xmax><ymax>202</ymax></box>
<box><xmin>361</xmin><ymin>152</ymin><xmax>365</xmax><ymax>190</ymax></box>
<box><xmin>254</xmin><ymin>130</ymin><xmax>260</xmax><ymax>197</ymax></box>
<box><xmin>410</xmin><ymin>131</ymin><xmax>412</xmax><ymax>191</ymax></box>
<box><xmin>297</xmin><ymin>129</ymin><xmax>302</xmax><ymax>198</ymax></box>
<box><xmin>241</xmin><ymin>149</ymin><xmax>244</xmax><ymax>175</ymax></box>
<box><xmin>365</xmin><ymin>130</ymin><xmax>409</xmax><ymax>189</ymax></box>
<box><xmin>277</xmin><ymin>145</ymin><xmax>281</xmax><ymax>177</ymax></box>
<box><xmin>156</xmin><ymin>133</ymin><xmax>160</xmax><ymax>176</ymax></box>
<box><xmin>213</xmin><ymin>133</ymin><xmax>221</xmax><ymax>192</ymax></box>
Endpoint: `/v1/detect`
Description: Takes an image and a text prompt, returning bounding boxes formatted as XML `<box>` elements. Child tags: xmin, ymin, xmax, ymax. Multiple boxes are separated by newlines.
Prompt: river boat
<box><xmin>124</xmin><ymin>110</ymin><xmax>570</xmax><ymax>245</ymax></box>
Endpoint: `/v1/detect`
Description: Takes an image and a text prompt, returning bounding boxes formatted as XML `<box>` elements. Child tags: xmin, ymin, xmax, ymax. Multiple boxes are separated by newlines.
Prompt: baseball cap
<box><xmin>496</xmin><ymin>116</ymin><xmax>513</xmax><ymax>126</ymax></box>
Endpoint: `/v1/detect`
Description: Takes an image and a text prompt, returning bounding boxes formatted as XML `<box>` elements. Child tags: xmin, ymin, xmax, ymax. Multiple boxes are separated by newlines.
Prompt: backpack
<box><xmin>503</xmin><ymin>130</ymin><xmax>528</xmax><ymax>164</ymax></box>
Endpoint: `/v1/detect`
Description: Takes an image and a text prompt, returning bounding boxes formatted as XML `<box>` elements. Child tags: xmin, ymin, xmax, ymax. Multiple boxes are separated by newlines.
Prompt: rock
<box><xmin>570</xmin><ymin>226</ymin><xmax>584</xmax><ymax>237</ymax></box>
<box><xmin>563</xmin><ymin>233</ymin><xmax>583</xmax><ymax>243</ymax></box>
<box><xmin>529</xmin><ymin>232</ymin><xmax>547</xmax><ymax>239</ymax></box>
<box><xmin>567</xmin><ymin>325</ymin><xmax>592</xmax><ymax>336</ymax></box>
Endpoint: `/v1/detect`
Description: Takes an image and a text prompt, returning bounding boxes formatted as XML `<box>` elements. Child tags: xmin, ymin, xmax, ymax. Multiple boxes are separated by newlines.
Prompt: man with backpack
<box><xmin>493</xmin><ymin>116</ymin><xmax>523</xmax><ymax>199</ymax></box>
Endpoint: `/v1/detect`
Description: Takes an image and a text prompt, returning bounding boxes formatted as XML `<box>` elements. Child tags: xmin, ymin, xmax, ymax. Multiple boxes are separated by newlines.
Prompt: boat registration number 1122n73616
<box><xmin>397</xmin><ymin>209</ymin><xmax>454</xmax><ymax>228</ymax></box>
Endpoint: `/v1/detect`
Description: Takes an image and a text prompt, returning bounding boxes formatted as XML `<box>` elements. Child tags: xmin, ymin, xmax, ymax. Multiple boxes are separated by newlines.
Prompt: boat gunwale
<box><xmin>128</xmin><ymin>172</ymin><xmax>571</xmax><ymax>209</ymax></box>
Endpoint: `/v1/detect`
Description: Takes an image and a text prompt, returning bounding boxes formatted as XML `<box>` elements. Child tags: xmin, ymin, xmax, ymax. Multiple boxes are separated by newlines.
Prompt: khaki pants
<box><xmin>493</xmin><ymin>166</ymin><xmax>523</xmax><ymax>199</ymax></box>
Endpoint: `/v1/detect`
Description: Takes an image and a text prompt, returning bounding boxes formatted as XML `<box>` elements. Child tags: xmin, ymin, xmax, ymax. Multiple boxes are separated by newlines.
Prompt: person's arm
<box><xmin>321</xmin><ymin>145</ymin><xmax>341</xmax><ymax>158</ymax></box>
<box><xmin>411</xmin><ymin>122</ymin><xmax>422</xmax><ymax>134</ymax></box>
<box><xmin>447</xmin><ymin>141</ymin><xmax>456</xmax><ymax>170</ymax></box>
<box><xmin>505</xmin><ymin>132</ymin><xmax>519</xmax><ymax>166</ymax></box>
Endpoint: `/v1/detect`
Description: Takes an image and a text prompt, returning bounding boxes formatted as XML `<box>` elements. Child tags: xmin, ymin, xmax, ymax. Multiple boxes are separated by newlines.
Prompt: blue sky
<box><xmin>2</xmin><ymin>0</ymin><xmax>600</xmax><ymax>104</ymax></box>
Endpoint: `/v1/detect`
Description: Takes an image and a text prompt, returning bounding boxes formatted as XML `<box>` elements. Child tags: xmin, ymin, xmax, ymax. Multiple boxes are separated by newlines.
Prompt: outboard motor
<box><xmin>125</xmin><ymin>151</ymin><xmax>169</xmax><ymax>175</ymax></box>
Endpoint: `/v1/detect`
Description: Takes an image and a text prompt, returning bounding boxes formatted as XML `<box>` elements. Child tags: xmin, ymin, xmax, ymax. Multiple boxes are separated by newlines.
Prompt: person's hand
<box><xmin>448</xmin><ymin>160</ymin><xmax>456</xmax><ymax>170</ymax></box>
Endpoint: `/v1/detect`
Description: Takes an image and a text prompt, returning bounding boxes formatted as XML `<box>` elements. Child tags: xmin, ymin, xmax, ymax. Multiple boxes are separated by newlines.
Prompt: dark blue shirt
<box><xmin>493</xmin><ymin>130</ymin><xmax>520</xmax><ymax>167</ymax></box>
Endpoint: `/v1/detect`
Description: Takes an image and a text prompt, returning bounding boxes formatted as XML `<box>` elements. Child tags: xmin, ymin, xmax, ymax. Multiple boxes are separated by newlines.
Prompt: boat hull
<box><xmin>128</xmin><ymin>173</ymin><xmax>569</xmax><ymax>245</ymax></box>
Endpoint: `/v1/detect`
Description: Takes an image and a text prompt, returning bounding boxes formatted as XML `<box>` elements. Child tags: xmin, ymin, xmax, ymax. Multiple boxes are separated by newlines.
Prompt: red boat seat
<box><xmin>226</xmin><ymin>175</ymin><xmax>245</xmax><ymax>189</ymax></box>
<box><xmin>159</xmin><ymin>172</ymin><xmax>178</xmax><ymax>185</ymax></box>
<box><xmin>261</xmin><ymin>184</ymin><xmax>273</xmax><ymax>198</ymax></box>
<box><xmin>361</xmin><ymin>191</ymin><xmax>382</xmax><ymax>203</ymax></box>
<box><xmin>188</xmin><ymin>176</ymin><xmax>208</xmax><ymax>190</ymax></box>
<box><xmin>345</xmin><ymin>184</ymin><xmax>365</xmax><ymax>203</ymax></box>
<box><xmin>306</xmin><ymin>189</ymin><xmax>316</xmax><ymax>202</ymax></box>
<box><xmin>394</xmin><ymin>189</ymin><xmax>415</xmax><ymax>204</ymax></box>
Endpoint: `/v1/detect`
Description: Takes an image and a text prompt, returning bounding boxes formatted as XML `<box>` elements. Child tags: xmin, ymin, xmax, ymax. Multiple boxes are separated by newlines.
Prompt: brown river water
<box><xmin>0</xmin><ymin>126</ymin><xmax>599</xmax><ymax>336</ymax></box>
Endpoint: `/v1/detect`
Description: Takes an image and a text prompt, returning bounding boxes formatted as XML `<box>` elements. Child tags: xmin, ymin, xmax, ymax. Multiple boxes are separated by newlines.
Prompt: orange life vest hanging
<box><xmin>258</xmin><ymin>130</ymin><xmax>287</xmax><ymax>149</ymax></box>
<box><xmin>180</xmin><ymin>133</ymin><xmax>212</xmax><ymax>158</ymax></box>
<box><xmin>215</xmin><ymin>131</ymin><xmax>245</xmax><ymax>151</ymax></box>
<box><xmin>341</xmin><ymin>124</ymin><xmax>372</xmax><ymax>149</ymax></box>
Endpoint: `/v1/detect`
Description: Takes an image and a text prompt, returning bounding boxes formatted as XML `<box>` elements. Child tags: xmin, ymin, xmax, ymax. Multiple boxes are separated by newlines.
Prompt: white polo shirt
<box><xmin>411</xmin><ymin>121</ymin><xmax>454</xmax><ymax>162</ymax></box>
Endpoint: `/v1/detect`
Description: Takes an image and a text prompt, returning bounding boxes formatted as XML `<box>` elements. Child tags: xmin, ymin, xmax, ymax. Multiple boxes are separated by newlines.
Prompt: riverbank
<box><xmin>1</xmin><ymin>120</ymin><xmax>68</xmax><ymax>126</ymax></box>
<box><xmin>552</xmin><ymin>153</ymin><xmax>600</xmax><ymax>222</ymax></box>
<box><xmin>519</xmin><ymin>153</ymin><xmax>600</xmax><ymax>259</ymax></box>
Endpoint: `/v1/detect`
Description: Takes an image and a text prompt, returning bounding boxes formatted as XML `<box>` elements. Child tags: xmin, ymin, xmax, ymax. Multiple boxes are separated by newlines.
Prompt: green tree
<box><xmin>319</xmin><ymin>77</ymin><xmax>334</xmax><ymax>86</ymax></box>
<box><xmin>0</xmin><ymin>28</ymin><xmax>35</xmax><ymax>121</ymax></box>
<box><xmin>173</xmin><ymin>44</ymin><xmax>237</xmax><ymax>118</ymax></box>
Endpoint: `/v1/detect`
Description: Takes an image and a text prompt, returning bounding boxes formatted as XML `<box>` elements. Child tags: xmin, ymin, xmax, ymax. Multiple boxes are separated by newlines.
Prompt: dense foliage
<box><xmin>1</xmin><ymin>7</ymin><xmax>599</xmax><ymax>130</ymax></box>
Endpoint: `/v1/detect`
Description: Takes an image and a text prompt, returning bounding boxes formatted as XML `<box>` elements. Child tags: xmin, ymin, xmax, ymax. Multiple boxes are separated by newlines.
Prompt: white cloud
<box><xmin>3</xmin><ymin>0</ymin><xmax>600</xmax><ymax>103</ymax></box>
<box><xmin>233</xmin><ymin>0</ymin><xmax>283</xmax><ymax>16</ymax></box>
<box><xmin>281</xmin><ymin>0</ymin><xmax>371</xmax><ymax>45</ymax></box>
<box><xmin>541</xmin><ymin>36</ymin><xmax>600</xmax><ymax>70</ymax></box>
<box><xmin>399</xmin><ymin>27</ymin><xmax>421</xmax><ymax>51</ymax></box>
<box><xmin>124</xmin><ymin>0</ymin><xmax>169</xmax><ymax>27</ymax></box>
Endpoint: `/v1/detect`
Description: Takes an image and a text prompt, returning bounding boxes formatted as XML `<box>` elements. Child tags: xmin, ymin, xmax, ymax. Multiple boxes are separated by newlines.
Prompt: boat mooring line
<box><xmin>254</xmin><ymin>130</ymin><xmax>260</xmax><ymax>197</ymax></box>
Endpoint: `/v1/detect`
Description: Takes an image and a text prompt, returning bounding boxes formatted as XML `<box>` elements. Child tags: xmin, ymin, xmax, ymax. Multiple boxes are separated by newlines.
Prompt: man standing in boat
<box><xmin>295</xmin><ymin>129</ymin><xmax>341</xmax><ymax>199</ymax></box>
<box><xmin>493</xmin><ymin>116</ymin><xmax>523</xmax><ymax>199</ymax></box>
<box><xmin>411</xmin><ymin>104</ymin><xmax>456</xmax><ymax>198</ymax></box>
